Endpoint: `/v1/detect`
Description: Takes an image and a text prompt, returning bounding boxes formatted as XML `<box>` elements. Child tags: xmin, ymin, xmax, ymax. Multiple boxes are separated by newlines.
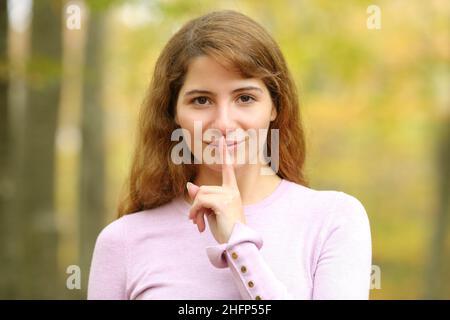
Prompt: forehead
<box><xmin>181</xmin><ymin>55</ymin><xmax>265</xmax><ymax>92</ymax></box>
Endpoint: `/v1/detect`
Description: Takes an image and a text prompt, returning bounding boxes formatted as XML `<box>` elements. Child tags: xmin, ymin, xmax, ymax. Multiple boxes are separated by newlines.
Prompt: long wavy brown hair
<box><xmin>117</xmin><ymin>10</ymin><xmax>308</xmax><ymax>217</ymax></box>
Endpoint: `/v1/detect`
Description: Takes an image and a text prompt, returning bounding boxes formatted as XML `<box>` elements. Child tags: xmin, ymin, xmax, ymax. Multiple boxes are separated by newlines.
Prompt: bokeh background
<box><xmin>0</xmin><ymin>0</ymin><xmax>448</xmax><ymax>299</ymax></box>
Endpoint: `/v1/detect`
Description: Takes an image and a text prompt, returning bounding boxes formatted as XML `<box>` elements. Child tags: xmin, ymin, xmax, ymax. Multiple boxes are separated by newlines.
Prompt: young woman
<box><xmin>88</xmin><ymin>10</ymin><xmax>372</xmax><ymax>300</ymax></box>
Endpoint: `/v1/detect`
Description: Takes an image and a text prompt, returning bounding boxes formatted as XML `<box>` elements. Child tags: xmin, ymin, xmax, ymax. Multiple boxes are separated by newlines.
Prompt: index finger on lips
<box><xmin>220</xmin><ymin>136</ymin><xmax>238</xmax><ymax>189</ymax></box>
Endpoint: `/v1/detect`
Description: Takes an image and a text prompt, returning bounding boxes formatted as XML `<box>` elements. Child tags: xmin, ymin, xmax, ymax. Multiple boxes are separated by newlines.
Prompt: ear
<box><xmin>270</xmin><ymin>105</ymin><xmax>277</xmax><ymax>122</ymax></box>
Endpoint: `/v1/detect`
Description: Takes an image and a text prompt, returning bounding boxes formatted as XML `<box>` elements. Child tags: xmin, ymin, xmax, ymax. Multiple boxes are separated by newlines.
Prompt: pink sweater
<box><xmin>88</xmin><ymin>179</ymin><xmax>372</xmax><ymax>300</ymax></box>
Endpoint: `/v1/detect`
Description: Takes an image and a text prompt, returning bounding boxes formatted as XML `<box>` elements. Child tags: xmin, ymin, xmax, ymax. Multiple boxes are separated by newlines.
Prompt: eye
<box><xmin>237</xmin><ymin>94</ymin><xmax>255</xmax><ymax>104</ymax></box>
<box><xmin>192</xmin><ymin>96</ymin><xmax>211</xmax><ymax>106</ymax></box>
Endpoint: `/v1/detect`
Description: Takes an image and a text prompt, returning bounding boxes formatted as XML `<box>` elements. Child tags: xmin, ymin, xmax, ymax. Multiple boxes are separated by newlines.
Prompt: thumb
<box><xmin>186</xmin><ymin>182</ymin><xmax>200</xmax><ymax>200</ymax></box>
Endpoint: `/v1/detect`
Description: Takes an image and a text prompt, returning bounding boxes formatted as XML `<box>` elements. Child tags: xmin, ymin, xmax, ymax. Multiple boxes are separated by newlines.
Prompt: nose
<box><xmin>209</xmin><ymin>102</ymin><xmax>237</xmax><ymax>138</ymax></box>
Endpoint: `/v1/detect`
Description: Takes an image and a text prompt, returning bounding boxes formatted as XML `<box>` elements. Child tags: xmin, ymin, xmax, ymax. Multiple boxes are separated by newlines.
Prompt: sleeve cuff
<box><xmin>205</xmin><ymin>221</ymin><xmax>263</xmax><ymax>268</ymax></box>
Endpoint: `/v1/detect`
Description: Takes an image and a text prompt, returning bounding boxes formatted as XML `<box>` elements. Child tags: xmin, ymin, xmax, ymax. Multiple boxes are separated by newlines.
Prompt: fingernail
<box><xmin>186</xmin><ymin>182</ymin><xmax>192</xmax><ymax>189</ymax></box>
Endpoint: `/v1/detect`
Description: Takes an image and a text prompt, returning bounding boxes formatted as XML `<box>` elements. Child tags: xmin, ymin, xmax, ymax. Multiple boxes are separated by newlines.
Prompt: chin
<box><xmin>206</xmin><ymin>161</ymin><xmax>245</xmax><ymax>172</ymax></box>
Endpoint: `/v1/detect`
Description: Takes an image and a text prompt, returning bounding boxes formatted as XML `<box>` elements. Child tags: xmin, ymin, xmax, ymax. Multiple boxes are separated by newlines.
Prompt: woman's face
<box><xmin>175</xmin><ymin>55</ymin><xmax>277</xmax><ymax>172</ymax></box>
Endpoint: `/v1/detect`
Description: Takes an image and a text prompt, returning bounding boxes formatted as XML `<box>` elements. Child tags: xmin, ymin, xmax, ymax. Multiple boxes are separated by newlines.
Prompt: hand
<box><xmin>186</xmin><ymin>136</ymin><xmax>246</xmax><ymax>244</ymax></box>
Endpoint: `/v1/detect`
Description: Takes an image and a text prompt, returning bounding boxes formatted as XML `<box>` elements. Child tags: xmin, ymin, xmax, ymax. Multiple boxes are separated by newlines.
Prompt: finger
<box><xmin>192</xmin><ymin>207</ymin><xmax>210</xmax><ymax>232</ymax></box>
<box><xmin>186</xmin><ymin>182</ymin><xmax>200</xmax><ymax>200</ymax></box>
<box><xmin>195</xmin><ymin>185</ymin><xmax>225</xmax><ymax>194</ymax></box>
<box><xmin>187</xmin><ymin>183</ymin><xmax>223</xmax><ymax>228</ymax></box>
<box><xmin>187</xmin><ymin>183</ymin><xmax>224</xmax><ymax>203</ymax></box>
<box><xmin>195</xmin><ymin>209</ymin><xmax>206</xmax><ymax>232</ymax></box>
<box><xmin>220</xmin><ymin>136</ymin><xmax>238</xmax><ymax>188</ymax></box>
<box><xmin>188</xmin><ymin>194</ymin><xmax>220</xmax><ymax>220</ymax></box>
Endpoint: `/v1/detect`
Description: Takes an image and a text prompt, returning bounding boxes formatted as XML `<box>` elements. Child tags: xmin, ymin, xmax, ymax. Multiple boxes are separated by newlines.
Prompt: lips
<box><xmin>212</xmin><ymin>140</ymin><xmax>240</xmax><ymax>147</ymax></box>
<box><xmin>203</xmin><ymin>139</ymin><xmax>244</xmax><ymax>147</ymax></box>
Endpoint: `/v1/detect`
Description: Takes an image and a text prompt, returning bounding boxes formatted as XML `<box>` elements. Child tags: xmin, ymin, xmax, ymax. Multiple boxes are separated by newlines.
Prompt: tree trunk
<box><xmin>14</xmin><ymin>0</ymin><xmax>63</xmax><ymax>298</ymax></box>
<box><xmin>78</xmin><ymin>9</ymin><xmax>106</xmax><ymax>297</ymax></box>
<box><xmin>0</xmin><ymin>0</ymin><xmax>11</xmax><ymax>299</ymax></box>
<box><xmin>425</xmin><ymin>115</ymin><xmax>450</xmax><ymax>298</ymax></box>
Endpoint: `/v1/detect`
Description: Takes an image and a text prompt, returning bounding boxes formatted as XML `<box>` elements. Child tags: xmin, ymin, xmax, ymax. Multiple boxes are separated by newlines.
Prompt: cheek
<box><xmin>175</xmin><ymin>108</ymin><xmax>195</xmax><ymax>149</ymax></box>
<box><xmin>239</xmin><ymin>108</ymin><xmax>273</xmax><ymax>130</ymax></box>
<box><xmin>176</xmin><ymin>106</ymin><xmax>211</xmax><ymax>127</ymax></box>
<box><xmin>176</xmin><ymin>108</ymin><xmax>197</xmax><ymax>133</ymax></box>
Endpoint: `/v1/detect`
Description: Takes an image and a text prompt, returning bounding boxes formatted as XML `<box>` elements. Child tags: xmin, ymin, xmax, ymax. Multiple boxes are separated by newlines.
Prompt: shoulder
<box><xmin>283</xmin><ymin>180</ymin><xmax>370</xmax><ymax>226</ymax></box>
<box><xmin>283</xmin><ymin>180</ymin><xmax>338</xmax><ymax>203</ymax></box>
<box><xmin>95</xmin><ymin>198</ymin><xmax>181</xmax><ymax>245</ymax></box>
<box><xmin>329</xmin><ymin>191</ymin><xmax>370</xmax><ymax>228</ymax></box>
<box><xmin>94</xmin><ymin>216</ymin><xmax>127</xmax><ymax>250</ymax></box>
<box><xmin>318</xmin><ymin>190</ymin><xmax>371</xmax><ymax>243</ymax></box>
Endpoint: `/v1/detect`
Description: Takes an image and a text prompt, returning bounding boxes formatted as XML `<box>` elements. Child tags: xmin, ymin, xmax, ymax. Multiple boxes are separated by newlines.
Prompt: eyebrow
<box><xmin>183</xmin><ymin>86</ymin><xmax>263</xmax><ymax>97</ymax></box>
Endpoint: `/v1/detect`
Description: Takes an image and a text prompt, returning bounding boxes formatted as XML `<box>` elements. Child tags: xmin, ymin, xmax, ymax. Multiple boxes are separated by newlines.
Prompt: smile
<box><xmin>204</xmin><ymin>139</ymin><xmax>245</xmax><ymax>149</ymax></box>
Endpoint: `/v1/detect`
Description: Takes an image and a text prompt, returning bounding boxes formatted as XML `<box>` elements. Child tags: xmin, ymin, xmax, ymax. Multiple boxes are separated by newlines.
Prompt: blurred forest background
<box><xmin>0</xmin><ymin>0</ymin><xmax>448</xmax><ymax>299</ymax></box>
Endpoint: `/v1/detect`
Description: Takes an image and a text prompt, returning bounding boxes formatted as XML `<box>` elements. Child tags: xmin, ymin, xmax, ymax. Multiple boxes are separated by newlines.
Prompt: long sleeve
<box><xmin>87</xmin><ymin>220</ymin><xmax>127</xmax><ymax>300</ymax></box>
<box><xmin>312</xmin><ymin>192</ymin><xmax>372</xmax><ymax>299</ymax></box>
<box><xmin>206</xmin><ymin>221</ymin><xmax>294</xmax><ymax>300</ymax></box>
